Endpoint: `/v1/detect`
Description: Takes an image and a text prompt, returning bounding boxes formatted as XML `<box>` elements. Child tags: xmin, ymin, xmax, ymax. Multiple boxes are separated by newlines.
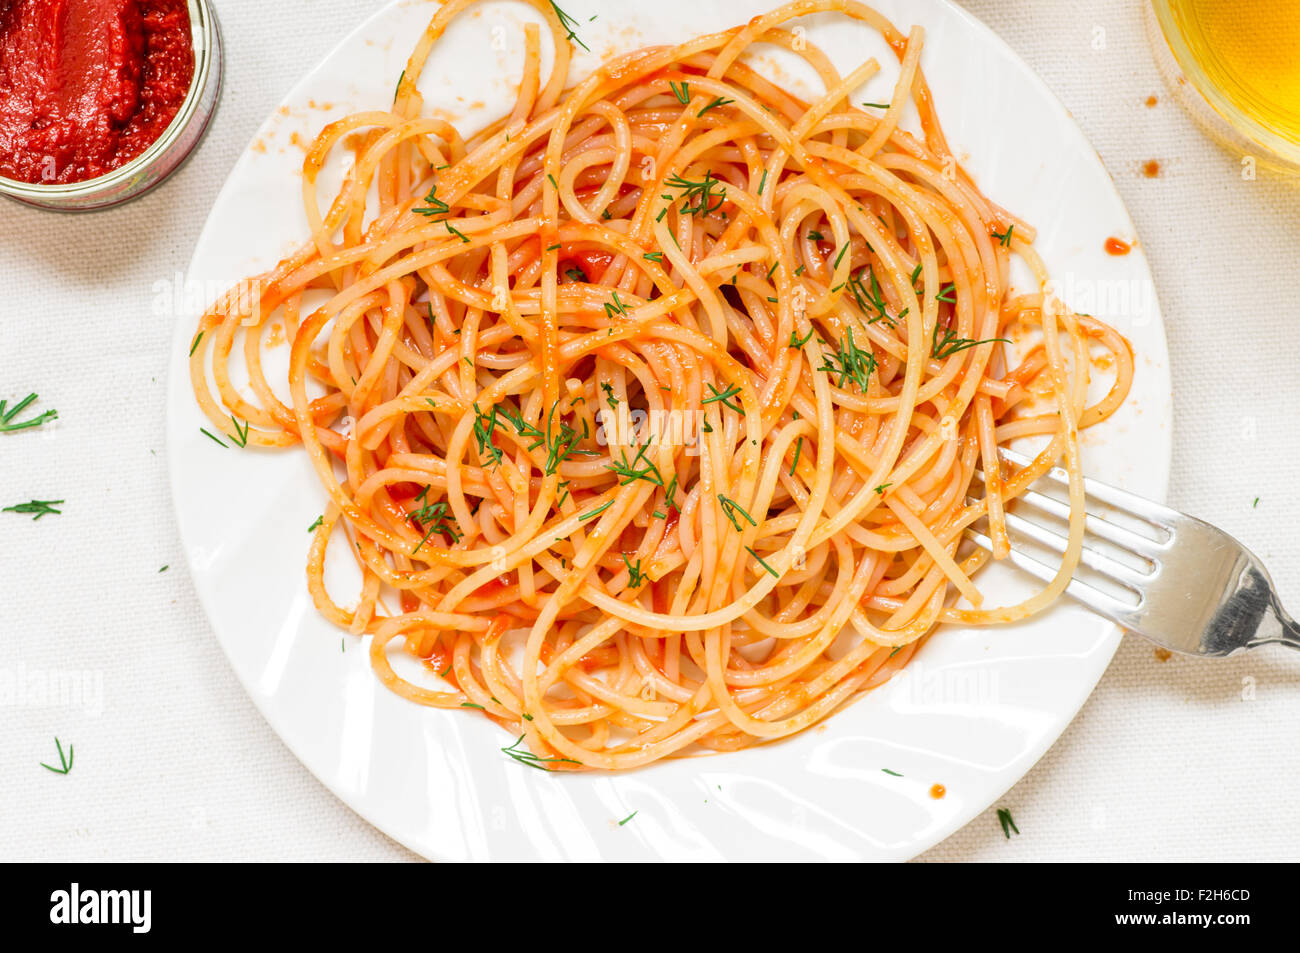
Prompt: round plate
<box><xmin>167</xmin><ymin>0</ymin><xmax>1171</xmax><ymax>861</ymax></box>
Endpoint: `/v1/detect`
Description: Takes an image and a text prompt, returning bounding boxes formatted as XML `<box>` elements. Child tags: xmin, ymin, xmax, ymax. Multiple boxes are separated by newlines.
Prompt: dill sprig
<box><xmin>669</xmin><ymin>80</ymin><xmax>690</xmax><ymax>104</ymax></box>
<box><xmin>549</xmin><ymin>1</ymin><xmax>591</xmax><ymax>52</ymax></box>
<box><xmin>499</xmin><ymin>401</ymin><xmax>595</xmax><ymax>476</ymax></box>
<box><xmin>992</xmin><ymin>224</ymin><xmax>1015</xmax><ymax>247</ymax></box>
<box><xmin>662</xmin><ymin>474</ymin><xmax>681</xmax><ymax>514</ymax></box>
<box><xmin>40</xmin><ymin>737</ymin><xmax>74</xmax><ymax>775</ymax></box>
<box><xmin>664</xmin><ymin>170</ymin><xmax>726</xmax><ymax>217</ymax></box>
<box><xmin>606</xmin><ymin>442</ymin><xmax>663</xmax><ymax>487</ymax></box>
<box><xmin>604</xmin><ymin>290</ymin><xmax>631</xmax><ymax>319</ymax></box>
<box><xmin>698</xmin><ymin>95</ymin><xmax>735</xmax><ymax>117</ymax></box>
<box><xmin>502</xmin><ymin>733</ymin><xmax>582</xmax><ymax>771</ymax></box>
<box><xmin>997</xmin><ymin>807</ymin><xmax>1020</xmax><ymax>839</ymax></box>
<box><xmin>580</xmin><ymin>499</ymin><xmax>614</xmax><ymax>521</ymax></box>
<box><xmin>410</xmin><ymin>487</ymin><xmax>463</xmax><ymax>551</ymax></box>
<box><xmin>413</xmin><ymin>184</ymin><xmax>450</xmax><ymax>218</ymax></box>
<box><xmin>847</xmin><ymin>268</ymin><xmax>893</xmax><ymax>325</ymax></box>
<box><xmin>819</xmin><ymin>327</ymin><xmax>877</xmax><ymax>392</ymax></box>
<box><xmin>702</xmin><ymin>382</ymin><xmax>743</xmax><ymax>414</ymax></box>
<box><xmin>229</xmin><ymin>416</ymin><xmax>250</xmax><ymax>449</ymax></box>
<box><xmin>931</xmin><ymin>323</ymin><xmax>1010</xmax><ymax>360</ymax></box>
<box><xmin>472</xmin><ymin>405</ymin><xmax>505</xmax><ymax>468</ymax></box>
<box><xmin>4</xmin><ymin>499</ymin><xmax>64</xmax><ymax>520</ymax></box>
<box><xmin>746</xmin><ymin>546</ymin><xmax>779</xmax><ymax>578</ymax></box>
<box><xmin>717</xmin><ymin>494</ymin><xmax>757</xmax><ymax>532</ymax></box>
<box><xmin>0</xmin><ymin>393</ymin><xmax>57</xmax><ymax>433</ymax></box>
<box><xmin>622</xmin><ymin>554</ymin><xmax>647</xmax><ymax>588</ymax></box>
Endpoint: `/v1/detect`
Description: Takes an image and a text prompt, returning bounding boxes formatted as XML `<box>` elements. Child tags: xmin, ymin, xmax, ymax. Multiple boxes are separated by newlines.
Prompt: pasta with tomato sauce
<box><xmin>189</xmin><ymin>0</ymin><xmax>1133</xmax><ymax>771</ymax></box>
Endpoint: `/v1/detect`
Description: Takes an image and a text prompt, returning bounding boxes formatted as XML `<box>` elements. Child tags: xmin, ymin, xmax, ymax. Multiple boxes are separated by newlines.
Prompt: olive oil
<box><xmin>1165</xmin><ymin>0</ymin><xmax>1300</xmax><ymax>146</ymax></box>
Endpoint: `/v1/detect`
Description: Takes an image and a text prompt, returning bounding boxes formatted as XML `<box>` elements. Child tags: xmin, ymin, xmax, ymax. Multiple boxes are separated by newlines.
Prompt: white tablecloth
<box><xmin>2</xmin><ymin>0</ymin><xmax>1296</xmax><ymax>862</ymax></box>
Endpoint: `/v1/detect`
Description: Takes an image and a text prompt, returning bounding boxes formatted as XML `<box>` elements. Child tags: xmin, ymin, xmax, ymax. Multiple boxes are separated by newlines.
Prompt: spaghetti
<box><xmin>190</xmin><ymin>0</ymin><xmax>1134</xmax><ymax>771</ymax></box>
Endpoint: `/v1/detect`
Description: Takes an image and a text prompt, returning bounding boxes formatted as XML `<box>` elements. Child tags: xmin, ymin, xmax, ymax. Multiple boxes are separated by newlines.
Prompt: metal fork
<box><xmin>966</xmin><ymin>448</ymin><xmax>1300</xmax><ymax>657</ymax></box>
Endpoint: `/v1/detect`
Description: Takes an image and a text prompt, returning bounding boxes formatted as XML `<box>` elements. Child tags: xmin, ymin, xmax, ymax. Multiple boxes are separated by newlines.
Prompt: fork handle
<box><xmin>1270</xmin><ymin>610</ymin><xmax>1300</xmax><ymax>652</ymax></box>
<box><xmin>1254</xmin><ymin>597</ymin><xmax>1300</xmax><ymax>652</ymax></box>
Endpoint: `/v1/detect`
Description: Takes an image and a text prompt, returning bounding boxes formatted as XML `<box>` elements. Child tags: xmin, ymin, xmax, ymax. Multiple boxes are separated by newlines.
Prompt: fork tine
<box><xmin>966</xmin><ymin>529</ymin><xmax>1140</xmax><ymax>618</ymax></box>
<box><xmin>999</xmin><ymin>511</ymin><xmax>1151</xmax><ymax>591</ymax></box>
<box><xmin>973</xmin><ymin>472</ymin><xmax>1169</xmax><ymax>557</ymax></box>
<box><xmin>997</xmin><ymin>447</ymin><xmax>1180</xmax><ymax>529</ymax></box>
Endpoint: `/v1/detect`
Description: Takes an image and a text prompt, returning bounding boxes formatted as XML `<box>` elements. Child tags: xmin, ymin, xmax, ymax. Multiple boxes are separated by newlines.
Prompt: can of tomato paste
<box><xmin>0</xmin><ymin>0</ymin><xmax>223</xmax><ymax>211</ymax></box>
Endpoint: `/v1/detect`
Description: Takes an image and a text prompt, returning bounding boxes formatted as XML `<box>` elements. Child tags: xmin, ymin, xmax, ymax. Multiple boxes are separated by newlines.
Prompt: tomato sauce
<box><xmin>0</xmin><ymin>0</ymin><xmax>194</xmax><ymax>184</ymax></box>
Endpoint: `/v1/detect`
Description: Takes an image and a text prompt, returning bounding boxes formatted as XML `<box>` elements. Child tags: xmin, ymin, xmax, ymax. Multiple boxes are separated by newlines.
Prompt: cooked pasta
<box><xmin>189</xmin><ymin>0</ymin><xmax>1133</xmax><ymax>771</ymax></box>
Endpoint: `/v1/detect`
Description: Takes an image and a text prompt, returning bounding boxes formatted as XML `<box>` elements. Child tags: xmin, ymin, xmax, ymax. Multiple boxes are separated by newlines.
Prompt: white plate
<box><xmin>167</xmin><ymin>0</ymin><xmax>1171</xmax><ymax>861</ymax></box>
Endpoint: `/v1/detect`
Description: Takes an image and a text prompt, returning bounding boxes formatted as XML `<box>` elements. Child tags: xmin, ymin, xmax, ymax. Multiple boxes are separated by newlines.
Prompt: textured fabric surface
<box><xmin>0</xmin><ymin>0</ymin><xmax>1296</xmax><ymax>863</ymax></box>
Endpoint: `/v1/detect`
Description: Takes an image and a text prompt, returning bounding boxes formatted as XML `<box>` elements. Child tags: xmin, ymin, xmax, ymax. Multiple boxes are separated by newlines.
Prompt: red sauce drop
<box><xmin>1154</xmin><ymin>648</ymin><xmax>1172</xmax><ymax>662</ymax></box>
<box><xmin>930</xmin><ymin>784</ymin><xmax>946</xmax><ymax>800</ymax></box>
<box><xmin>1145</xmin><ymin>95</ymin><xmax>1158</xmax><ymax>108</ymax></box>
<box><xmin>1142</xmin><ymin>160</ymin><xmax>1162</xmax><ymax>178</ymax></box>
<box><xmin>1104</xmin><ymin>237</ymin><xmax>1132</xmax><ymax>256</ymax></box>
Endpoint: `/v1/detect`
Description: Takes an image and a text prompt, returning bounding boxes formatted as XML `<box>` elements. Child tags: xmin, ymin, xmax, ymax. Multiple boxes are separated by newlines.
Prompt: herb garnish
<box><xmin>41</xmin><ymin>737</ymin><xmax>74</xmax><ymax>775</ymax></box>
<box><xmin>607</xmin><ymin>442</ymin><xmax>664</xmax><ymax>487</ymax></box>
<box><xmin>931</xmin><ymin>324</ymin><xmax>1010</xmax><ymax>360</ymax></box>
<box><xmin>501</xmin><ymin>733</ymin><xmax>581</xmax><ymax>771</ymax></box>
<box><xmin>703</xmin><ymin>382</ymin><xmax>743</xmax><ymax>414</ymax></box>
<box><xmin>229</xmin><ymin>416</ymin><xmax>251</xmax><ymax>449</ymax></box>
<box><xmin>622</xmin><ymin>554</ymin><xmax>647</xmax><ymax>588</ymax></box>
<box><xmin>0</xmin><ymin>393</ymin><xmax>57</xmax><ymax>433</ymax></box>
<box><xmin>414</xmin><ymin>184</ymin><xmax>450</xmax><ymax>218</ymax></box>
<box><xmin>4</xmin><ymin>499</ymin><xmax>64</xmax><ymax>520</ymax></box>
<box><xmin>473</xmin><ymin>405</ymin><xmax>505</xmax><ymax>468</ymax></box>
<box><xmin>549</xmin><ymin>1</ymin><xmax>590</xmax><ymax>52</ymax></box>
<box><xmin>499</xmin><ymin>401</ymin><xmax>595</xmax><ymax>475</ymax></box>
<box><xmin>746</xmin><ymin>546</ymin><xmax>779</xmax><ymax>578</ymax></box>
<box><xmin>847</xmin><ymin>268</ymin><xmax>892</xmax><ymax>325</ymax></box>
<box><xmin>717</xmin><ymin>494</ymin><xmax>757</xmax><ymax>532</ymax></box>
<box><xmin>819</xmin><ymin>327</ymin><xmax>877</xmax><ymax>392</ymax></box>
<box><xmin>698</xmin><ymin>96</ymin><xmax>734</xmax><ymax>117</ymax></box>
<box><xmin>997</xmin><ymin>808</ymin><xmax>1020</xmax><ymax>839</ymax></box>
<box><xmin>664</xmin><ymin>170</ymin><xmax>726</xmax><ymax>217</ymax></box>
<box><xmin>411</xmin><ymin>487</ymin><xmax>462</xmax><ymax>551</ymax></box>
<box><xmin>580</xmin><ymin>499</ymin><xmax>614</xmax><ymax>521</ymax></box>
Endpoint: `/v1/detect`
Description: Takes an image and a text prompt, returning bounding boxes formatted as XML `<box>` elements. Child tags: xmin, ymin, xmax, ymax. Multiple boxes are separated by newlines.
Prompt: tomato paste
<box><xmin>0</xmin><ymin>0</ymin><xmax>194</xmax><ymax>184</ymax></box>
